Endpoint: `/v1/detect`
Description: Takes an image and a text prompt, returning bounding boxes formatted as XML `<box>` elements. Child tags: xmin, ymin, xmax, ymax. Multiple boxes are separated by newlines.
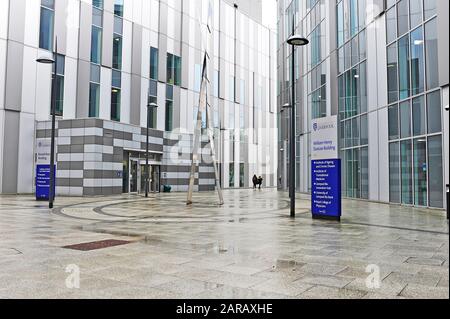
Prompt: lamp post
<box><xmin>37</xmin><ymin>39</ymin><xmax>58</xmax><ymax>209</ymax></box>
<box><xmin>145</xmin><ymin>102</ymin><xmax>158</xmax><ymax>198</ymax></box>
<box><xmin>286</xmin><ymin>34</ymin><xmax>309</xmax><ymax>218</ymax></box>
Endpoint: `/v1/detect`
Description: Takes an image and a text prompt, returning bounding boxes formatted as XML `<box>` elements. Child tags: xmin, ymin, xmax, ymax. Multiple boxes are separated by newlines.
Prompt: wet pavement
<box><xmin>0</xmin><ymin>189</ymin><xmax>448</xmax><ymax>299</ymax></box>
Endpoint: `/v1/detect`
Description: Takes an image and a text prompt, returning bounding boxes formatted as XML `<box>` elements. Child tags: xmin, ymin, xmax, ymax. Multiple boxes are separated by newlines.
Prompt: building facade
<box><xmin>277</xmin><ymin>0</ymin><xmax>449</xmax><ymax>209</ymax></box>
<box><xmin>0</xmin><ymin>0</ymin><xmax>278</xmax><ymax>196</ymax></box>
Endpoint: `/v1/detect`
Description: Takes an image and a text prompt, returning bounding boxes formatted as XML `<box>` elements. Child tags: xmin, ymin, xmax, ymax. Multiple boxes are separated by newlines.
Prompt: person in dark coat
<box><xmin>257</xmin><ymin>176</ymin><xmax>263</xmax><ymax>189</ymax></box>
<box><xmin>252</xmin><ymin>175</ymin><xmax>258</xmax><ymax>189</ymax></box>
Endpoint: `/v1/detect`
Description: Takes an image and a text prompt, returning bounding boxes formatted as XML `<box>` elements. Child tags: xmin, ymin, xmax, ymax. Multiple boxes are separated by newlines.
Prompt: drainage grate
<box><xmin>63</xmin><ymin>239</ymin><xmax>131</xmax><ymax>251</ymax></box>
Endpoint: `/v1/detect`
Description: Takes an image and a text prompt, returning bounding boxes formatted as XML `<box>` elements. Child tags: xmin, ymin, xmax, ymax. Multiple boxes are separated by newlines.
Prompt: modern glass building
<box><xmin>0</xmin><ymin>0</ymin><xmax>277</xmax><ymax>196</ymax></box>
<box><xmin>277</xmin><ymin>0</ymin><xmax>449</xmax><ymax>209</ymax></box>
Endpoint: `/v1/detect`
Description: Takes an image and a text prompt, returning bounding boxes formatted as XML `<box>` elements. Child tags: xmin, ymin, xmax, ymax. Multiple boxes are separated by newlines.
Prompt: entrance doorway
<box><xmin>123</xmin><ymin>151</ymin><xmax>162</xmax><ymax>194</ymax></box>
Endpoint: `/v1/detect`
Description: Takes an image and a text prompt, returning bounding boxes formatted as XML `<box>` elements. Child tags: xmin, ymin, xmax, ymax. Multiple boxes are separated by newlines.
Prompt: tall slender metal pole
<box><xmin>49</xmin><ymin>39</ymin><xmax>58</xmax><ymax>209</ymax></box>
<box><xmin>145</xmin><ymin>105</ymin><xmax>150</xmax><ymax>198</ymax></box>
<box><xmin>290</xmin><ymin>29</ymin><xmax>296</xmax><ymax>218</ymax></box>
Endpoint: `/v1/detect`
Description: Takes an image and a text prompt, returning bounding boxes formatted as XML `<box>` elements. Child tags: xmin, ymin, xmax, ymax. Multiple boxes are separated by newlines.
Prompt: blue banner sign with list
<box><xmin>311</xmin><ymin>159</ymin><xmax>342</xmax><ymax>220</ymax></box>
<box><xmin>36</xmin><ymin>165</ymin><xmax>56</xmax><ymax>201</ymax></box>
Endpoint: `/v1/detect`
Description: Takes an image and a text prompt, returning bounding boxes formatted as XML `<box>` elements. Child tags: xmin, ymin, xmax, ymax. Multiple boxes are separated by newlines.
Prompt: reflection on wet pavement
<box><xmin>0</xmin><ymin>189</ymin><xmax>448</xmax><ymax>299</ymax></box>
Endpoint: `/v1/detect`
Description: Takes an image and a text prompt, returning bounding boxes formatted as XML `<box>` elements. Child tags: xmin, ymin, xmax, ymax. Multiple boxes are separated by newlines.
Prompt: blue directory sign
<box><xmin>36</xmin><ymin>165</ymin><xmax>55</xmax><ymax>200</ymax></box>
<box><xmin>311</xmin><ymin>116</ymin><xmax>342</xmax><ymax>221</ymax></box>
<box><xmin>312</xmin><ymin>159</ymin><xmax>341</xmax><ymax>220</ymax></box>
<box><xmin>35</xmin><ymin>139</ymin><xmax>56</xmax><ymax>201</ymax></box>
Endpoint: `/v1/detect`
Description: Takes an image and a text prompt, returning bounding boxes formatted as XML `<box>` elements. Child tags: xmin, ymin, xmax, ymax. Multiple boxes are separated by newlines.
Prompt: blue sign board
<box><xmin>36</xmin><ymin>165</ymin><xmax>56</xmax><ymax>200</ymax></box>
<box><xmin>311</xmin><ymin>159</ymin><xmax>342</xmax><ymax>220</ymax></box>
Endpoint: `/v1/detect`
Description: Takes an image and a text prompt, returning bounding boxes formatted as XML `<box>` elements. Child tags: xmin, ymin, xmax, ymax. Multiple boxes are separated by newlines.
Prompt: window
<box><xmin>91</xmin><ymin>6</ymin><xmax>103</xmax><ymax>64</ymax></box>
<box><xmin>239</xmin><ymin>163</ymin><xmax>245</xmax><ymax>188</ymax></box>
<box><xmin>412</xmin><ymin>96</ymin><xmax>425</xmax><ymax>136</ymax></box>
<box><xmin>147</xmin><ymin>96</ymin><xmax>157</xmax><ymax>129</ymax></box>
<box><xmin>413</xmin><ymin>138</ymin><xmax>427</xmax><ymax>206</ymax></box>
<box><xmin>389</xmin><ymin>142</ymin><xmax>401</xmax><ymax>203</ymax></box>
<box><xmin>425</xmin><ymin>19</ymin><xmax>439</xmax><ymax>90</ymax></box>
<box><xmin>388</xmin><ymin>104</ymin><xmax>399</xmax><ymax>140</ymax></box>
<box><xmin>424</xmin><ymin>0</ymin><xmax>437</xmax><ymax>20</ymax></box>
<box><xmin>167</xmin><ymin>54</ymin><xmax>181</xmax><ymax>86</ymax></box>
<box><xmin>410</xmin><ymin>27</ymin><xmax>424</xmax><ymax>95</ymax></box>
<box><xmin>428</xmin><ymin>135</ymin><xmax>443</xmax><ymax>208</ymax></box>
<box><xmin>397</xmin><ymin>0</ymin><xmax>409</xmax><ymax>37</ymax></box>
<box><xmin>398</xmin><ymin>35</ymin><xmax>410</xmax><ymax>100</ymax></box>
<box><xmin>387</xmin><ymin>43</ymin><xmax>398</xmax><ymax>103</ymax></box>
<box><xmin>39</xmin><ymin>0</ymin><xmax>54</xmax><ymax>50</ymax></box>
<box><xmin>150</xmin><ymin>47</ymin><xmax>158</xmax><ymax>80</ymax></box>
<box><xmin>53</xmin><ymin>54</ymin><xmax>65</xmax><ymax>116</ymax></box>
<box><xmin>113</xmin><ymin>34</ymin><xmax>123</xmax><ymax>70</ymax></box>
<box><xmin>111</xmin><ymin>70</ymin><xmax>121</xmax><ymax>121</ymax></box>
<box><xmin>427</xmin><ymin>90</ymin><xmax>441</xmax><ymax>134</ymax></box>
<box><xmin>400</xmin><ymin>140</ymin><xmax>413</xmax><ymax>205</ymax></box>
<box><xmin>114</xmin><ymin>0</ymin><xmax>124</xmax><ymax>17</ymax></box>
<box><xmin>386</xmin><ymin>7</ymin><xmax>397</xmax><ymax>44</ymax></box>
<box><xmin>89</xmin><ymin>64</ymin><xmax>101</xmax><ymax>117</ymax></box>
<box><xmin>400</xmin><ymin>101</ymin><xmax>411</xmax><ymax>138</ymax></box>
<box><xmin>409</xmin><ymin>0</ymin><xmax>422</xmax><ymax>29</ymax></box>
<box><xmin>229</xmin><ymin>163</ymin><xmax>235</xmax><ymax>187</ymax></box>
<box><xmin>213</xmin><ymin>70</ymin><xmax>220</xmax><ymax>97</ymax></box>
<box><xmin>165</xmin><ymin>85</ymin><xmax>173</xmax><ymax>131</ymax></box>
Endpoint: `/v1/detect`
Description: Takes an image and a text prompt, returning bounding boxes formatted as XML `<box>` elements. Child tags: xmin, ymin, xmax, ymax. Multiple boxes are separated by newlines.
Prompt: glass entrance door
<box><xmin>130</xmin><ymin>159</ymin><xmax>138</xmax><ymax>193</ymax></box>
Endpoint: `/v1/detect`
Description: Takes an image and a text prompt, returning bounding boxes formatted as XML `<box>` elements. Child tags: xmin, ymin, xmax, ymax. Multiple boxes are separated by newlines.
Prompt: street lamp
<box><xmin>286</xmin><ymin>33</ymin><xmax>308</xmax><ymax>218</ymax></box>
<box><xmin>145</xmin><ymin>102</ymin><xmax>158</xmax><ymax>198</ymax></box>
<box><xmin>36</xmin><ymin>39</ymin><xmax>58</xmax><ymax>209</ymax></box>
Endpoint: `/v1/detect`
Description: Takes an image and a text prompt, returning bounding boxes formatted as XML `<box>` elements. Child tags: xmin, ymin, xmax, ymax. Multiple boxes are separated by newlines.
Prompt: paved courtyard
<box><xmin>0</xmin><ymin>189</ymin><xmax>448</xmax><ymax>299</ymax></box>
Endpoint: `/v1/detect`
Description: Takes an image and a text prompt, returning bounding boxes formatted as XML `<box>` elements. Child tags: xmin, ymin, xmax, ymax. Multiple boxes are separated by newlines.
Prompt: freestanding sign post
<box><xmin>36</xmin><ymin>139</ymin><xmax>56</xmax><ymax>201</ymax></box>
<box><xmin>311</xmin><ymin>116</ymin><xmax>342</xmax><ymax>221</ymax></box>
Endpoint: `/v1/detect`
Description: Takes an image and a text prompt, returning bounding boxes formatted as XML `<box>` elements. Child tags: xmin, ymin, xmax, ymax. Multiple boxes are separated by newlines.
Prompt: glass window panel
<box><xmin>359</xmin><ymin>62</ymin><xmax>367</xmax><ymax>113</ymax></box>
<box><xmin>424</xmin><ymin>0</ymin><xmax>436</xmax><ymax>20</ymax></box>
<box><xmin>386</xmin><ymin>7</ymin><xmax>397</xmax><ymax>44</ymax></box>
<box><xmin>428</xmin><ymin>135</ymin><xmax>443</xmax><ymax>208</ymax></box>
<box><xmin>427</xmin><ymin>90</ymin><xmax>442</xmax><ymax>134</ymax></box>
<box><xmin>92</xmin><ymin>7</ymin><xmax>103</xmax><ymax>27</ymax></box>
<box><xmin>111</xmin><ymin>88</ymin><xmax>121</xmax><ymax>122</ymax></box>
<box><xmin>174</xmin><ymin>56</ymin><xmax>182</xmax><ymax>86</ymax></box>
<box><xmin>425</xmin><ymin>19</ymin><xmax>439</xmax><ymax>90</ymax></box>
<box><xmin>149</xmin><ymin>80</ymin><xmax>157</xmax><ymax>97</ymax></box>
<box><xmin>351</xmin><ymin>35</ymin><xmax>359</xmax><ymax>66</ymax></box>
<box><xmin>112</xmin><ymin>34</ymin><xmax>122</xmax><ymax>70</ymax></box>
<box><xmin>398</xmin><ymin>35</ymin><xmax>410</xmax><ymax>100</ymax></box>
<box><xmin>55</xmin><ymin>75</ymin><xmax>64</xmax><ymax>116</ymax></box>
<box><xmin>410</xmin><ymin>27</ymin><xmax>424</xmax><ymax>95</ymax></box>
<box><xmin>358</xmin><ymin>0</ymin><xmax>366</xmax><ymax>30</ymax></box>
<box><xmin>410</xmin><ymin>0</ymin><xmax>422</xmax><ymax>28</ymax></box>
<box><xmin>165</xmin><ymin>100</ymin><xmax>173</xmax><ymax>131</ymax></box>
<box><xmin>361</xmin><ymin>147</ymin><xmax>369</xmax><ymax>199</ymax></box>
<box><xmin>388</xmin><ymin>104</ymin><xmax>399</xmax><ymax>140</ymax></box>
<box><xmin>346</xmin><ymin>149</ymin><xmax>354</xmax><ymax>197</ymax></box>
<box><xmin>337</xmin><ymin>1</ymin><xmax>344</xmax><ymax>47</ymax></box>
<box><xmin>39</xmin><ymin>7</ymin><xmax>54</xmax><ymax>50</ymax></box>
<box><xmin>166</xmin><ymin>84</ymin><xmax>173</xmax><ymax>100</ymax></box>
<box><xmin>389</xmin><ymin>142</ymin><xmax>401</xmax><ymax>203</ymax></box>
<box><xmin>352</xmin><ymin>117</ymin><xmax>359</xmax><ymax>146</ymax></box>
<box><xmin>194</xmin><ymin>64</ymin><xmax>202</xmax><ymax>93</ymax></box>
<box><xmin>89</xmin><ymin>83</ymin><xmax>100</xmax><ymax>117</ymax></box>
<box><xmin>350</xmin><ymin>0</ymin><xmax>358</xmax><ymax>37</ymax></box>
<box><xmin>345</xmin><ymin>119</ymin><xmax>352</xmax><ymax>148</ymax></box>
<box><xmin>91</xmin><ymin>26</ymin><xmax>102</xmax><ymax>64</ymax></box>
<box><xmin>413</xmin><ymin>138</ymin><xmax>427</xmax><ymax>206</ymax></box>
<box><xmin>397</xmin><ymin>0</ymin><xmax>409</xmax><ymax>36</ymax></box>
<box><xmin>387</xmin><ymin>43</ymin><xmax>398</xmax><ymax>103</ymax></box>
<box><xmin>41</xmin><ymin>0</ymin><xmax>55</xmax><ymax>9</ymax></box>
<box><xmin>90</xmin><ymin>64</ymin><xmax>101</xmax><ymax>83</ymax></box>
<box><xmin>92</xmin><ymin>0</ymin><xmax>103</xmax><ymax>9</ymax></box>
<box><xmin>359</xmin><ymin>30</ymin><xmax>366</xmax><ymax>61</ymax></box>
<box><xmin>166</xmin><ymin>54</ymin><xmax>174</xmax><ymax>84</ymax></box>
<box><xmin>412</xmin><ymin>96</ymin><xmax>425</xmax><ymax>136</ymax></box>
<box><xmin>400</xmin><ymin>101</ymin><xmax>411</xmax><ymax>138</ymax></box>
<box><xmin>114</xmin><ymin>0</ymin><xmax>124</xmax><ymax>17</ymax></box>
<box><xmin>112</xmin><ymin>70</ymin><xmax>121</xmax><ymax>88</ymax></box>
<box><xmin>353</xmin><ymin>148</ymin><xmax>361</xmax><ymax>198</ymax></box>
<box><xmin>400</xmin><ymin>140</ymin><xmax>413</xmax><ymax>205</ymax></box>
<box><xmin>150</xmin><ymin>47</ymin><xmax>158</xmax><ymax>80</ymax></box>
<box><xmin>114</xmin><ymin>16</ymin><xmax>123</xmax><ymax>35</ymax></box>
<box><xmin>360</xmin><ymin>114</ymin><xmax>368</xmax><ymax>145</ymax></box>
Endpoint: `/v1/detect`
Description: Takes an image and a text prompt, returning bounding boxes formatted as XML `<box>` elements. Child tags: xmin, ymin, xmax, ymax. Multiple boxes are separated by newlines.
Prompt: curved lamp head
<box><xmin>147</xmin><ymin>102</ymin><xmax>158</xmax><ymax>108</ymax></box>
<box><xmin>282</xmin><ymin>103</ymin><xmax>292</xmax><ymax>109</ymax></box>
<box><xmin>36</xmin><ymin>56</ymin><xmax>55</xmax><ymax>64</ymax></box>
<box><xmin>287</xmin><ymin>35</ymin><xmax>309</xmax><ymax>47</ymax></box>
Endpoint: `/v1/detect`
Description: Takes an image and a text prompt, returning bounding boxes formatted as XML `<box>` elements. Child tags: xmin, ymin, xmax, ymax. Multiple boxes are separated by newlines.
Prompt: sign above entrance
<box><xmin>311</xmin><ymin>116</ymin><xmax>338</xmax><ymax>161</ymax></box>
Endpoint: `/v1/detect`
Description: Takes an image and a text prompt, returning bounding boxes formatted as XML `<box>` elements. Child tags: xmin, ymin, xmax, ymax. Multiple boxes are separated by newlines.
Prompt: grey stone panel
<box><xmin>85</xmin><ymin>119</ymin><xmax>104</xmax><ymax>128</ymax></box>
<box><xmin>1</xmin><ymin>111</ymin><xmax>20</xmax><ymax>193</ymax></box>
<box><xmin>76</xmin><ymin>60</ymin><xmax>91</xmax><ymax>118</ymax></box>
<box><xmin>84</xmin><ymin>136</ymin><xmax>104</xmax><ymax>145</ymax></box>
<box><xmin>102</xmin><ymin>187</ymin><xmax>113</xmax><ymax>195</ymax></box>
<box><xmin>163</xmin><ymin>178</ymin><xmax>194</xmax><ymax>186</ymax></box>
<box><xmin>141</xmin><ymin>128</ymin><xmax>164</xmax><ymax>138</ymax></box>
<box><xmin>71</xmin><ymin>136</ymin><xmax>84</xmax><ymax>145</ymax></box>
<box><xmin>102</xmin><ymin>154</ymin><xmax>114</xmax><ymax>162</ymax></box>
<box><xmin>54</xmin><ymin>0</ymin><xmax>68</xmax><ymax>55</ymax></box>
<box><xmin>123</xmin><ymin>132</ymin><xmax>133</xmax><ymax>141</ymax></box>
<box><xmin>130</xmin><ymin>74</ymin><xmax>141</xmax><ymax>126</ymax></box>
<box><xmin>70</xmin><ymin>162</ymin><xmax>85</xmax><ymax>170</ymax></box>
<box><xmin>7</xmin><ymin>0</ymin><xmax>25</xmax><ymax>42</ymax></box>
<box><xmin>140</xmin><ymin>143</ymin><xmax>163</xmax><ymax>153</ymax></box>
<box><xmin>158</xmin><ymin>34</ymin><xmax>167</xmax><ymax>83</ymax></box>
<box><xmin>113</xmin><ymin>147</ymin><xmax>123</xmax><ymax>155</ymax></box>
<box><xmin>78</xmin><ymin>3</ymin><xmax>92</xmax><ymax>62</ymax></box>
<box><xmin>70</xmin><ymin>179</ymin><xmax>84</xmax><ymax>188</ymax></box>
<box><xmin>199</xmin><ymin>185</ymin><xmax>215</xmax><ymax>192</ymax></box>
<box><xmin>57</xmin><ymin>145</ymin><xmax>71</xmax><ymax>154</ymax></box>
<box><xmin>5</xmin><ymin>41</ymin><xmax>24</xmax><ymax>112</ymax></box>
<box><xmin>56</xmin><ymin>178</ymin><xmax>71</xmax><ymax>187</ymax></box>
<box><xmin>102</xmin><ymin>11</ymin><xmax>114</xmax><ymax>68</ymax></box>
<box><xmin>103</xmin><ymin>137</ymin><xmax>114</xmax><ymax>146</ymax></box>
<box><xmin>70</xmin><ymin>145</ymin><xmax>84</xmax><ymax>153</ymax></box>
<box><xmin>199</xmin><ymin>172</ymin><xmax>216</xmax><ymax>179</ymax></box>
<box><xmin>84</xmin><ymin>170</ymin><xmax>104</xmax><ymax>179</ymax></box>
<box><xmin>112</xmin><ymin>187</ymin><xmax>122</xmax><ymax>195</ymax></box>
<box><xmin>83</xmin><ymin>187</ymin><xmax>103</xmax><ymax>196</ymax></box>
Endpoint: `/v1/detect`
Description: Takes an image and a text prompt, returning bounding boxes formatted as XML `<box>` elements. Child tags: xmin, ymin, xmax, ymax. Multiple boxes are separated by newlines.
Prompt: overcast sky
<box><xmin>262</xmin><ymin>0</ymin><xmax>277</xmax><ymax>31</ymax></box>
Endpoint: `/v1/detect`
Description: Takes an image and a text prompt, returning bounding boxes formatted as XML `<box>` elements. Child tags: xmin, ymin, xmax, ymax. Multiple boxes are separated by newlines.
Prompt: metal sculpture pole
<box><xmin>187</xmin><ymin>55</ymin><xmax>224</xmax><ymax>206</ymax></box>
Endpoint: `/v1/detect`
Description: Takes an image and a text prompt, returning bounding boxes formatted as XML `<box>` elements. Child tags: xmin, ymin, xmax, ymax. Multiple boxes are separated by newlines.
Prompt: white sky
<box><xmin>262</xmin><ymin>0</ymin><xmax>277</xmax><ymax>31</ymax></box>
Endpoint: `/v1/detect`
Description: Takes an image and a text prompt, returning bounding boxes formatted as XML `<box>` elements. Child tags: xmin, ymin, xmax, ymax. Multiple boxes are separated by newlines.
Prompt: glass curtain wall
<box><xmin>386</xmin><ymin>0</ymin><xmax>443</xmax><ymax>208</ymax></box>
<box><xmin>337</xmin><ymin>0</ymin><xmax>369</xmax><ymax>199</ymax></box>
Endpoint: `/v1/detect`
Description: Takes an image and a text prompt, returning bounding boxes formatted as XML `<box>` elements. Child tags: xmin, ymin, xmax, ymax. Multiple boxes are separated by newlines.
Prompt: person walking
<box><xmin>252</xmin><ymin>175</ymin><xmax>258</xmax><ymax>190</ymax></box>
<box><xmin>258</xmin><ymin>176</ymin><xmax>263</xmax><ymax>190</ymax></box>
